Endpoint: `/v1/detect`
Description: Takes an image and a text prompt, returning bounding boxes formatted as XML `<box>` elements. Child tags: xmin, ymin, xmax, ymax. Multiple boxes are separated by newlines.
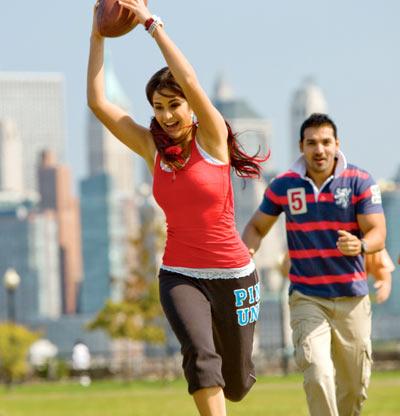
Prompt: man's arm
<box><xmin>357</xmin><ymin>213</ymin><xmax>386</xmax><ymax>253</ymax></box>
<box><xmin>242</xmin><ymin>211</ymin><xmax>279</xmax><ymax>255</ymax></box>
<box><xmin>337</xmin><ymin>213</ymin><xmax>386</xmax><ymax>256</ymax></box>
<box><xmin>366</xmin><ymin>249</ymin><xmax>394</xmax><ymax>304</ymax></box>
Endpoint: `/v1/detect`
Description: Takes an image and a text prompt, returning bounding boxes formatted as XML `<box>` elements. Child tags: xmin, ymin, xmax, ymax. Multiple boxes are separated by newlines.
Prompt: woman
<box><xmin>88</xmin><ymin>1</ymin><xmax>266</xmax><ymax>414</ymax></box>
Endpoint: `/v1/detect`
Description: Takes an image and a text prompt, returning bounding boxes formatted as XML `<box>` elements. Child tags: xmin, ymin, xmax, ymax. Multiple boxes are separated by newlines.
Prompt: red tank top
<box><xmin>153</xmin><ymin>140</ymin><xmax>251</xmax><ymax>268</ymax></box>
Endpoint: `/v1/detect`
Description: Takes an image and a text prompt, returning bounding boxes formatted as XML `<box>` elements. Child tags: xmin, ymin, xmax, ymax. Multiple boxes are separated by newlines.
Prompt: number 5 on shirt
<box><xmin>287</xmin><ymin>188</ymin><xmax>307</xmax><ymax>215</ymax></box>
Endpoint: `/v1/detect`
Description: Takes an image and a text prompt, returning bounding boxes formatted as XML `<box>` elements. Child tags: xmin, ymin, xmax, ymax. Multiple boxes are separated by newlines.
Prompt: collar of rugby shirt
<box><xmin>290</xmin><ymin>149</ymin><xmax>347</xmax><ymax>178</ymax></box>
<box><xmin>288</xmin><ymin>150</ymin><xmax>348</xmax><ymax>196</ymax></box>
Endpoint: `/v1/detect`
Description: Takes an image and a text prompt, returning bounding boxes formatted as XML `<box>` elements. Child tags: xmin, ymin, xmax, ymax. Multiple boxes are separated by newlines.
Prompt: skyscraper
<box><xmin>290</xmin><ymin>78</ymin><xmax>327</xmax><ymax>163</ymax></box>
<box><xmin>212</xmin><ymin>74</ymin><xmax>286</xmax><ymax>288</ymax></box>
<box><xmin>0</xmin><ymin>118</ymin><xmax>23</xmax><ymax>193</ymax></box>
<box><xmin>38</xmin><ymin>150</ymin><xmax>83</xmax><ymax>315</ymax></box>
<box><xmin>0</xmin><ymin>72</ymin><xmax>66</xmax><ymax>191</ymax></box>
<box><xmin>213</xmin><ymin>74</ymin><xmax>272</xmax><ymax>233</ymax></box>
<box><xmin>0</xmin><ymin>195</ymin><xmax>62</xmax><ymax>321</ymax></box>
<box><xmin>369</xmin><ymin>179</ymin><xmax>400</xmax><ymax>340</ymax></box>
<box><xmin>380</xmin><ymin>184</ymin><xmax>400</xmax><ymax>316</ymax></box>
<box><xmin>82</xmin><ymin>49</ymin><xmax>139</xmax><ymax>314</ymax></box>
<box><xmin>79</xmin><ymin>174</ymin><xmax>134</xmax><ymax>314</ymax></box>
<box><xmin>86</xmin><ymin>51</ymin><xmax>135</xmax><ymax>195</ymax></box>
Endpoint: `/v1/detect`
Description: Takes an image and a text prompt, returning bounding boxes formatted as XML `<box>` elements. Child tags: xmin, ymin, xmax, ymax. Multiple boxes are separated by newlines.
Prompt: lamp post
<box><xmin>3</xmin><ymin>268</ymin><xmax>21</xmax><ymax>323</ymax></box>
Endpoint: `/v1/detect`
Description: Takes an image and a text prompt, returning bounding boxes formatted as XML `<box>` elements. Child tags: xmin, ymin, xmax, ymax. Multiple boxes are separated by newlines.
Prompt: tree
<box><xmin>87</xmin><ymin>281</ymin><xmax>164</xmax><ymax>343</ymax></box>
<box><xmin>88</xmin><ymin>191</ymin><xmax>166</xmax><ymax>345</ymax></box>
<box><xmin>0</xmin><ymin>323</ymin><xmax>39</xmax><ymax>387</ymax></box>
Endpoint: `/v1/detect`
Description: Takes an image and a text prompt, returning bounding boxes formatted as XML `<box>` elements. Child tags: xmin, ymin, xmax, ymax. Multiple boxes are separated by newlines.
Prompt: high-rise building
<box><xmin>369</xmin><ymin>180</ymin><xmax>400</xmax><ymax>340</ymax></box>
<box><xmin>0</xmin><ymin>72</ymin><xmax>66</xmax><ymax>191</ymax></box>
<box><xmin>86</xmin><ymin>51</ymin><xmax>135</xmax><ymax>196</ymax></box>
<box><xmin>0</xmin><ymin>195</ymin><xmax>62</xmax><ymax>321</ymax></box>
<box><xmin>290</xmin><ymin>78</ymin><xmax>327</xmax><ymax>163</ymax></box>
<box><xmin>0</xmin><ymin>119</ymin><xmax>23</xmax><ymax>193</ymax></box>
<box><xmin>212</xmin><ymin>74</ymin><xmax>286</xmax><ymax>290</ymax></box>
<box><xmin>81</xmin><ymin>50</ymin><xmax>139</xmax><ymax>315</ymax></box>
<box><xmin>213</xmin><ymin>74</ymin><xmax>272</xmax><ymax>233</ymax></box>
<box><xmin>380</xmin><ymin>185</ymin><xmax>400</xmax><ymax>316</ymax></box>
<box><xmin>79</xmin><ymin>174</ymin><xmax>134</xmax><ymax>314</ymax></box>
<box><xmin>38</xmin><ymin>150</ymin><xmax>83</xmax><ymax>315</ymax></box>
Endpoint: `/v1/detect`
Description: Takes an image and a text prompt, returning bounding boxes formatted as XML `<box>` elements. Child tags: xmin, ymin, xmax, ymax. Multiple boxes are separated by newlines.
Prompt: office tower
<box><xmin>38</xmin><ymin>150</ymin><xmax>83</xmax><ymax>314</ymax></box>
<box><xmin>380</xmin><ymin>185</ymin><xmax>400</xmax><ymax>316</ymax></box>
<box><xmin>79</xmin><ymin>174</ymin><xmax>134</xmax><ymax>313</ymax></box>
<box><xmin>213</xmin><ymin>74</ymin><xmax>272</xmax><ymax>233</ymax></box>
<box><xmin>0</xmin><ymin>72</ymin><xmax>66</xmax><ymax>191</ymax></box>
<box><xmin>86</xmin><ymin>52</ymin><xmax>135</xmax><ymax>195</ymax></box>
<box><xmin>0</xmin><ymin>195</ymin><xmax>62</xmax><ymax>321</ymax></box>
<box><xmin>213</xmin><ymin>73</ymin><xmax>286</xmax><ymax>285</ymax></box>
<box><xmin>290</xmin><ymin>78</ymin><xmax>327</xmax><ymax>163</ymax></box>
<box><xmin>213</xmin><ymin>75</ymin><xmax>288</xmax><ymax>355</ymax></box>
<box><xmin>0</xmin><ymin>119</ymin><xmax>23</xmax><ymax>193</ymax></box>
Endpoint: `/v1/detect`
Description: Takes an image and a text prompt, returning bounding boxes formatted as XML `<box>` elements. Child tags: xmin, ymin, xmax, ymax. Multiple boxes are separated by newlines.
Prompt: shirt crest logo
<box><xmin>334</xmin><ymin>187</ymin><xmax>352</xmax><ymax>208</ymax></box>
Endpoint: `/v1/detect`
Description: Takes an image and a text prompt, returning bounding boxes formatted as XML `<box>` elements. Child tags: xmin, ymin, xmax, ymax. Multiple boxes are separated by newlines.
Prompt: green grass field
<box><xmin>0</xmin><ymin>371</ymin><xmax>399</xmax><ymax>415</ymax></box>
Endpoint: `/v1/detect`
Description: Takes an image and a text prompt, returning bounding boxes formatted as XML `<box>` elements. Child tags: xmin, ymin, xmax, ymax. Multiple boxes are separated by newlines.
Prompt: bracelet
<box><xmin>144</xmin><ymin>15</ymin><xmax>164</xmax><ymax>37</ymax></box>
<box><xmin>144</xmin><ymin>17</ymin><xmax>154</xmax><ymax>31</ymax></box>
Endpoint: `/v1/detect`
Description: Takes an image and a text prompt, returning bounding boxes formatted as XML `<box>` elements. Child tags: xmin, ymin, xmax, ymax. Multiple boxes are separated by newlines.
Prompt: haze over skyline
<box><xmin>1</xmin><ymin>0</ymin><xmax>399</xmax><ymax>183</ymax></box>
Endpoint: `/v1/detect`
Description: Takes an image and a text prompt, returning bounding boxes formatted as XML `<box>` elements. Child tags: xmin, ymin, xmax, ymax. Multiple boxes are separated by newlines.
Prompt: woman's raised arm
<box><xmin>87</xmin><ymin>4</ymin><xmax>155</xmax><ymax>165</ymax></box>
<box><xmin>118</xmin><ymin>0</ymin><xmax>229</xmax><ymax>162</ymax></box>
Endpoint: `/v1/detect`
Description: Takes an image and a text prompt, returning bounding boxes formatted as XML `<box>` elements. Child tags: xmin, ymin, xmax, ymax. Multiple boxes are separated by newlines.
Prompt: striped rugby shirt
<box><xmin>259</xmin><ymin>151</ymin><xmax>383</xmax><ymax>298</ymax></box>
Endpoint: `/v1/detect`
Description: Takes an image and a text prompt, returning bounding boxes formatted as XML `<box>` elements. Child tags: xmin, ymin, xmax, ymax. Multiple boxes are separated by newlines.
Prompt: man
<box><xmin>72</xmin><ymin>340</ymin><xmax>91</xmax><ymax>386</ymax></box>
<box><xmin>243</xmin><ymin>113</ymin><xmax>386</xmax><ymax>416</ymax></box>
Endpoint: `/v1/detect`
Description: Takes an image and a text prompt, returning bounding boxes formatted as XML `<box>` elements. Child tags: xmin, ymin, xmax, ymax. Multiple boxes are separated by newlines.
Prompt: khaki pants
<box><xmin>289</xmin><ymin>290</ymin><xmax>372</xmax><ymax>416</ymax></box>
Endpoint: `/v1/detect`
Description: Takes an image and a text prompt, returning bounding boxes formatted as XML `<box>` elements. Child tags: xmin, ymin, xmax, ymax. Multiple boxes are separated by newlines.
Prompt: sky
<box><xmin>1</xmin><ymin>0</ymin><xmax>399</xmax><ymax>185</ymax></box>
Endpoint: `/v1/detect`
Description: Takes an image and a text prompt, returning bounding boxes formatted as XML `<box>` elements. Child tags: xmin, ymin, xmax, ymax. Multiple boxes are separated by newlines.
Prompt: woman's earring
<box><xmin>191</xmin><ymin>112</ymin><xmax>196</xmax><ymax>124</ymax></box>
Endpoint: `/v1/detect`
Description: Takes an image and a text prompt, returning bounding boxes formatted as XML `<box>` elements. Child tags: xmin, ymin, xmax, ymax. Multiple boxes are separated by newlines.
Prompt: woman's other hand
<box><xmin>117</xmin><ymin>0</ymin><xmax>152</xmax><ymax>26</ymax></box>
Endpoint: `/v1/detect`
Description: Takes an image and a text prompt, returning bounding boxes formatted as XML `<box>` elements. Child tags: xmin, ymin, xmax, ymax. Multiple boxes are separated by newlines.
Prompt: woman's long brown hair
<box><xmin>147</xmin><ymin>67</ymin><xmax>269</xmax><ymax>177</ymax></box>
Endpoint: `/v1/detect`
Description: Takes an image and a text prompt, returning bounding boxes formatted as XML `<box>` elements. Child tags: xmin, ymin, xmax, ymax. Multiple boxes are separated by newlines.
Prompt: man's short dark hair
<box><xmin>300</xmin><ymin>113</ymin><xmax>337</xmax><ymax>142</ymax></box>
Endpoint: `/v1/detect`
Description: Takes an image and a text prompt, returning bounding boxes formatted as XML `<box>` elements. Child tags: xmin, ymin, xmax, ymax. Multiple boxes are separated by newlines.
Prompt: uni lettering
<box><xmin>236</xmin><ymin>303</ymin><xmax>260</xmax><ymax>326</ymax></box>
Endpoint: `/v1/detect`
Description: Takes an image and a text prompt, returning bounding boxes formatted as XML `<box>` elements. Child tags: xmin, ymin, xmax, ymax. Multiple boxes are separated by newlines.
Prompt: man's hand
<box><xmin>337</xmin><ymin>230</ymin><xmax>362</xmax><ymax>256</ymax></box>
<box><xmin>373</xmin><ymin>279</ymin><xmax>392</xmax><ymax>303</ymax></box>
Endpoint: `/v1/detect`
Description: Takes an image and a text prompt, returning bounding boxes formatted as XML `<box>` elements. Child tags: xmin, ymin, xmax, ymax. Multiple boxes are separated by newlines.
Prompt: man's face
<box><xmin>300</xmin><ymin>125</ymin><xmax>339</xmax><ymax>177</ymax></box>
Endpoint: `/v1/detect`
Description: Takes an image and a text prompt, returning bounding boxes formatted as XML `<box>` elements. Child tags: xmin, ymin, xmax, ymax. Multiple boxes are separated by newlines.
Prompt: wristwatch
<box><xmin>360</xmin><ymin>239</ymin><xmax>368</xmax><ymax>254</ymax></box>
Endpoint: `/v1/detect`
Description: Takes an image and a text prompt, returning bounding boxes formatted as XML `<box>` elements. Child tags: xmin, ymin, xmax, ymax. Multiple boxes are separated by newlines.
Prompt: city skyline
<box><xmin>0</xmin><ymin>0</ymin><xmax>399</xmax><ymax>358</ymax></box>
<box><xmin>0</xmin><ymin>0</ymin><xmax>399</xmax><ymax>185</ymax></box>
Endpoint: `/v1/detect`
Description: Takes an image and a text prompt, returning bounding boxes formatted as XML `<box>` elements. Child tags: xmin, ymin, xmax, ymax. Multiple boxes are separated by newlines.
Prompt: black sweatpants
<box><xmin>159</xmin><ymin>268</ymin><xmax>259</xmax><ymax>402</ymax></box>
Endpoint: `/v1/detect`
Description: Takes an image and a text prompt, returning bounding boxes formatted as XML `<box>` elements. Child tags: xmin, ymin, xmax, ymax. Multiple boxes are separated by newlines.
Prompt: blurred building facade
<box><xmin>213</xmin><ymin>74</ymin><xmax>273</xmax><ymax>233</ymax></box>
<box><xmin>213</xmin><ymin>75</ymin><xmax>288</xmax><ymax>355</ymax></box>
<box><xmin>80</xmin><ymin>50</ymin><xmax>138</xmax><ymax>314</ymax></box>
<box><xmin>38</xmin><ymin>150</ymin><xmax>83</xmax><ymax>315</ymax></box>
<box><xmin>86</xmin><ymin>52</ymin><xmax>135</xmax><ymax>196</ymax></box>
<box><xmin>0</xmin><ymin>194</ymin><xmax>62</xmax><ymax>321</ymax></box>
<box><xmin>0</xmin><ymin>72</ymin><xmax>66</xmax><ymax>191</ymax></box>
<box><xmin>79</xmin><ymin>174</ymin><xmax>134</xmax><ymax>313</ymax></box>
<box><xmin>381</xmin><ymin>187</ymin><xmax>400</xmax><ymax>315</ymax></box>
<box><xmin>0</xmin><ymin>119</ymin><xmax>23</xmax><ymax>193</ymax></box>
<box><xmin>290</xmin><ymin>78</ymin><xmax>327</xmax><ymax>163</ymax></box>
<box><xmin>370</xmin><ymin>178</ymin><xmax>400</xmax><ymax>340</ymax></box>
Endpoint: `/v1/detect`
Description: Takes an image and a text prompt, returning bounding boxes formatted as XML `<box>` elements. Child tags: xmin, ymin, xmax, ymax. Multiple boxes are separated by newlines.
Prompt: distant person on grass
<box><xmin>243</xmin><ymin>113</ymin><xmax>387</xmax><ymax>416</ymax></box>
<box><xmin>72</xmin><ymin>340</ymin><xmax>91</xmax><ymax>386</ymax></box>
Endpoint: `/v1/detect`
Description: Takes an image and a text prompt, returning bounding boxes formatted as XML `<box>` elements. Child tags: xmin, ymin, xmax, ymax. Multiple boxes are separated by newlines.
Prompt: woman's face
<box><xmin>152</xmin><ymin>89</ymin><xmax>193</xmax><ymax>141</ymax></box>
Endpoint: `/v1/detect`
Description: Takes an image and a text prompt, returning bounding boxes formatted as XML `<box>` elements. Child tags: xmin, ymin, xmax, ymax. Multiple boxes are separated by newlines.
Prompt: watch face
<box><xmin>361</xmin><ymin>240</ymin><xmax>368</xmax><ymax>254</ymax></box>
